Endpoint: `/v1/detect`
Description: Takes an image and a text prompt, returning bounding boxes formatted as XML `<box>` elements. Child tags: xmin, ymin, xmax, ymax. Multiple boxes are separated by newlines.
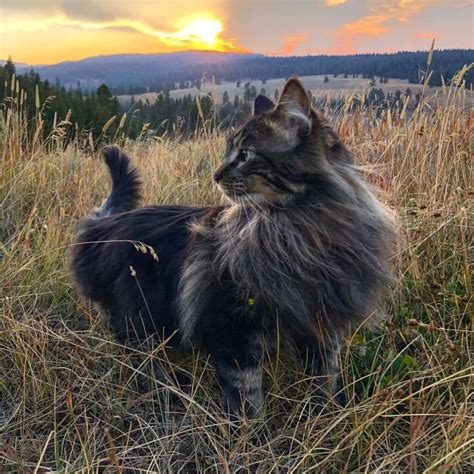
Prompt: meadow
<box><xmin>0</xmin><ymin>67</ymin><xmax>472</xmax><ymax>472</ymax></box>
<box><xmin>117</xmin><ymin>73</ymin><xmax>474</xmax><ymax>108</ymax></box>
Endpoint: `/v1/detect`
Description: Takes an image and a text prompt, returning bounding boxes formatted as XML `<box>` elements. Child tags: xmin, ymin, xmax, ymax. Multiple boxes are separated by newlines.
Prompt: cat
<box><xmin>70</xmin><ymin>77</ymin><xmax>398</xmax><ymax>419</ymax></box>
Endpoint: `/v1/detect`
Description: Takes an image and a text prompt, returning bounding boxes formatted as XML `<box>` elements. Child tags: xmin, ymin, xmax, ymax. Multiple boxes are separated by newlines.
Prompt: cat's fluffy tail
<box><xmin>91</xmin><ymin>145</ymin><xmax>142</xmax><ymax>219</ymax></box>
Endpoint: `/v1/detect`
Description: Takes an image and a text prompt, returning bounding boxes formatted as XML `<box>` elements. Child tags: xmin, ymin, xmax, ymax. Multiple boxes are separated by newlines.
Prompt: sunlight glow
<box><xmin>0</xmin><ymin>14</ymin><xmax>245</xmax><ymax>64</ymax></box>
<box><xmin>168</xmin><ymin>18</ymin><xmax>223</xmax><ymax>48</ymax></box>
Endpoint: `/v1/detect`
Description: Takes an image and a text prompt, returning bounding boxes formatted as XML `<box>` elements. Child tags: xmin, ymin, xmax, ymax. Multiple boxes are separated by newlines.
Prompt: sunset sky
<box><xmin>1</xmin><ymin>0</ymin><xmax>473</xmax><ymax>65</ymax></box>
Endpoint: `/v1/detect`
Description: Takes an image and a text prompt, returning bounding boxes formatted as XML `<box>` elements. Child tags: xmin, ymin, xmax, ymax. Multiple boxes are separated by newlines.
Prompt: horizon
<box><xmin>1</xmin><ymin>1</ymin><xmax>473</xmax><ymax>65</ymax></box>
<box><xmin>3</xmin><ymin>46</ymin><xmax>474</xmax><ymax>69</ymax></box>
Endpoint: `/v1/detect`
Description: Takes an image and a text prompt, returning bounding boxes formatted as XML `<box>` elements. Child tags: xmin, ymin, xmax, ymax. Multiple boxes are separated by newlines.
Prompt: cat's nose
<box><xmin>213</xmin><ymin>165</ymin><xmax>226</xmax><ymax>183</ymax></box>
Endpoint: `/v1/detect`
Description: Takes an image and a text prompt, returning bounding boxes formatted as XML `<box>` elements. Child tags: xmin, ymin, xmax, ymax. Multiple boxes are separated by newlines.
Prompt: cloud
<box><xmin>1</xmin><ymin>5</ymin><xmax>245</xmax><ymax>54</ymax></box>
<box><xmin>326</xmin><ymin>0</ymin><xmax>349</xmax><ymax>5</ymax></box>
<box><xmin>415</xmin><ymin>31</ymin><xmax>441</xmax><ymax>40</ymax></box>
<box><xmin>331</xmin><ymin>0</ymin><xmax>440</xmax><ymax>53</ymax></box>
<box><xmin>62</xmin><ymin>0</ymin><xmax>113</xmax><ymax>22</ymax></box>
<box><xmin>1</xmin><ymin>1</ymin><xmax>221</xmax><ymax>30</ymax></box>
<box><xmin>1</xmin><ymin>1</ymin><xmax>249</xmax><ymax>63</ymax></box>
<box><xmin>266</xmin><ymin>34</ymin><xmax>306</xmax><ymax>56</ymax></box>
<box><xmin>304</xmin><ymin>0</ymin><xmax>466</xmax><ymax>55</ymax></box>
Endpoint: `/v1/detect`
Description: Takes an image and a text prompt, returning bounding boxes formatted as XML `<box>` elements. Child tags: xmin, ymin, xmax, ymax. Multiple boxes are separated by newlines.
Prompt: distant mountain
<box><xmin>17</xmin><ymin>51</ymin><xmax>261</xmax><ymax>91</ymax></box>
<box><xmin>15</xmin><ymin>49</ymin><xmax>474</xmax><ymax>92</ymax></box>
<box><xmin>1</xmin><ymin>59</ymin><xmax>30</xmax><ymax>68</ymax></box>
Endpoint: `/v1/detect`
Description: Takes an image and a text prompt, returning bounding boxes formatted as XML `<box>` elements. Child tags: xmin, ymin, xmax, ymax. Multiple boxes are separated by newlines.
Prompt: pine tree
<box><xmin>5</xmin><ymin>57</ymin><xmax>16</xmax><ymax>77</ymax></box>
<box><xmin>97</xmin><ymin>84</ymin><xmax>112</xmax><ymax>103</ymax></box>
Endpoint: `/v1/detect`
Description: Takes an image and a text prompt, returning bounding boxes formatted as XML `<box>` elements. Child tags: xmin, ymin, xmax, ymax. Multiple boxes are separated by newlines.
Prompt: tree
<box><xmin>274</xmin><ymin>89</ymin><xmax>279</xmax><ymax>101</ymax></box>
<box><xmin>324</xmin><ymin>76</ymin><xmax>330</xmax><ymax>83</ymax></box>
<box><xmin>97</xmin><ymin>84</ymin><xmax>112</xmax><ymax>102</ymax></box>
<box><xmin>5</xmin><ymin>56</ymin><xmax>16</xmax><ymax>77</ymax></box>
<box><xmin>222</xmin><ymin>90</ymin><xmax>230</xmax><ymax>105</ymax></box>
<box><xmin>250</xmin><ymin>85</ymin><xmax>257</xmax><ymax>100</ymax></box>
<box><xmin>243</xmin><ymin>83</ymin><xmax>255</xmax><ymax>102</ymax></box>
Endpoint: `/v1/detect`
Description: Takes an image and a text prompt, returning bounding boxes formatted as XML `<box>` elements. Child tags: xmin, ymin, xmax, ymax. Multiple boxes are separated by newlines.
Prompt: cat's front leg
<box><xmin>204</xmin><ymin>324</ymin><xmax>264</xmax><ymax>420</ymax></box>
<box><xmin>296</xmin><ymin>334</ymin><xmax>344</xmax><ymax>405</ymax></box>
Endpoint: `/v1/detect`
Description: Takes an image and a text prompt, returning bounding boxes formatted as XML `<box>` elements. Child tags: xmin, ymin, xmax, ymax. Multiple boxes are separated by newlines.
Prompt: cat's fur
<box><xmin>71</xmin><ymin>77</ymin><xmax>398</xmax><ymax>418</ymax></box>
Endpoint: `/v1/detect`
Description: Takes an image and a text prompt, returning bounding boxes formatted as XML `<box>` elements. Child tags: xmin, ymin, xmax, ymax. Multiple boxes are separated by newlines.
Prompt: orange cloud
<box><xmin>331</xmin><ymin>0</ymin><xmax>436</xmax><ymax>53</ymax></box>
<box><xmin>415</xmin><ymin>31</ymin><xmax>441</xmax><ymax>40</ymax></box>
<box><xmin>334</xmin><ymin>15</ymin><xmax>391</xmax><ymax>53</ymax></box>
<box><xmin>326</xmin><ymin>0</ymin><xmax>349</xmax><ymax>5</ymax></box>
<box><xmin>267</xmin><ymin>34</ymin><xmax>306</xmax><ymax>56</ymax></box>
<box><xmin>343</xmin><ymin>15</ymin><xmax>391</xmax><ymax>38</ymax></box>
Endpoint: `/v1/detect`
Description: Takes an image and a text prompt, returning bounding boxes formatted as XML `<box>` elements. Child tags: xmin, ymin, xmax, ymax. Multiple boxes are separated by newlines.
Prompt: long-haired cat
<box><xmin>71</xmin><ymin>77</ymin><xmax>398</xmax><ymax>418</ymax></box>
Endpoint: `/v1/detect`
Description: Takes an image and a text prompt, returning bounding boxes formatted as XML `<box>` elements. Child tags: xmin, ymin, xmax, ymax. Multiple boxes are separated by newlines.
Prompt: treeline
<box><xmin>18</xmin><ymin>49</ymin><xmax>474</xmax><ymax>93</ymax></box>
<box><xmin>321</xmin><ymin>87</ymin><xmax>421</xmax><ymax>113</ymax></box>
<box><xmin>125</xmin><ymin>91</ymin><xmax>253</xmax><ymax>138</ymax></box>
<box><xmin>0</xmin><ymin>59</ymin><xmax>252</xmax><ymax>141</ymax></box>
<box><xmin>0</xmin><ymin>57</ymin><xmax>466</xmax><ymax>146</ymax></box>
<box><xmin>0</xmin><ymin>58</ymin><xmax>120</xmax><ymax>141</ymax></box>
<box><xmin>203</xmin><ymin>50</ymin><xmax>474</xmax><ymax>87</ymax></box>
<box><xmin>111</xmin><ymin>49</ymin><xmax>474</xmax><ymax>94</ymax></box>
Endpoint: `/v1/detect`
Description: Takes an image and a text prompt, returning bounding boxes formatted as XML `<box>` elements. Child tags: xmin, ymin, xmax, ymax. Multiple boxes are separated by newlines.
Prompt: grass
<box><xmin>0</xmin><ymin>69</ymin><xmax>472</xmax><ymax>472</ymax></box>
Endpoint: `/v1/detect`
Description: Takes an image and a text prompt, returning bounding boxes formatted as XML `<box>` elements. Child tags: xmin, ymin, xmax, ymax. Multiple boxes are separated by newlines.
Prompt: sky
<box><xmin>0</xmin><ymin>0</ymin><xmax>473</xmax><ymax>65</ymax></box>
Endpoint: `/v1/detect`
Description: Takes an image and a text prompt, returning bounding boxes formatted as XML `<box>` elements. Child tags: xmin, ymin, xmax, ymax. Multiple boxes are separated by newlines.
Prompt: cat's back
<box><xmin>70</xmin><ymin>204</ymin><xmax>214</xmax><ymax>305</ymax></box>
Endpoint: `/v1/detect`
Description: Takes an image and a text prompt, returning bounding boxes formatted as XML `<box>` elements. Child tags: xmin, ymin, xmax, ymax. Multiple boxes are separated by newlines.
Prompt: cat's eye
<box><xmin>237</xmin><ymin>149</ymin><xmax>251</xmax><ymax>164</ymax></box>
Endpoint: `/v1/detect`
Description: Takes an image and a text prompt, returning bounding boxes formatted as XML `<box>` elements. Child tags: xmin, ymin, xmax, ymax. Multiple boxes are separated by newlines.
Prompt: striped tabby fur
<box><xmin>71</xmin><ymin>77</ymin><xmax>398</xmax><ymax>419</ymax></box>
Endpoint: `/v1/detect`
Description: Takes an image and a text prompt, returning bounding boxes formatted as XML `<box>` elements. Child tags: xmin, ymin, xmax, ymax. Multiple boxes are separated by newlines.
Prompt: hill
<box><xmin>15</xmin><ymin>51</ymin><xmax>261</xmax><ymax>91</ymax></box>
<box><xmin>16</xmin><ymin>49</ymin><xmax>474</xmax><ymax>92</ymax></box>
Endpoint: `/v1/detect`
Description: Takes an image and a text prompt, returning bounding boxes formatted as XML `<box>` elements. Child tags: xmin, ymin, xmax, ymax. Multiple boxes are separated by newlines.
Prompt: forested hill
<box><xmin>199</xmin><ymin>50</ymin><xmax>474</xmax><ymax>89</ymax></box>
<box><xmin>13</xmin><ymin>49</ymin><xmax>474</xmax><ymax>92</ymax></box>
<box><xmin>15</xmin><ymin>52</ymin><xmax>263</xmax><ymax>92</ymax></box>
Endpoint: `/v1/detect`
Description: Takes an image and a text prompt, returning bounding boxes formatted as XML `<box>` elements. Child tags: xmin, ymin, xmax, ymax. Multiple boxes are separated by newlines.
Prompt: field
<box><xmin>117</xmin><ymin>74</ymin><xmax>474</xmax><ymax>107</ymax></box>
<box><xmin>0</xmin><ymin>71</ymin><xmax>472</xmax><ymax>472</ymax></box>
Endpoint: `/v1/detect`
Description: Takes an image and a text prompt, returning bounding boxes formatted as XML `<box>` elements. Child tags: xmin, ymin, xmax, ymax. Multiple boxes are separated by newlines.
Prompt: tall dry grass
<box><xmin>0</xmin><ymin>70</ymin><xmax>472</xmax><ymax>472</ymax></box>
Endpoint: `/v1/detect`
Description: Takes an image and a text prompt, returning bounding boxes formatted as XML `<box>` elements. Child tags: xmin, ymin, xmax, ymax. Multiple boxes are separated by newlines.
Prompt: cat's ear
<box><xmin>254</xmin><ymin>95</ymin><xmax>275</xmax><ymax>115</ymax></box>
<box><xmin>277</xmin><ymin>77</ymin><xmax>311</xmax><ymax>117</ymax></box>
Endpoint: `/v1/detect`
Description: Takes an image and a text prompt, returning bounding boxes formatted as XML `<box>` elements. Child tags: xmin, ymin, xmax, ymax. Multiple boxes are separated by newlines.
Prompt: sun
<box><xmin>159</xmin><ymin>16</ymin><xmax>242</xmax><ymax>52</ymax></box>
<box><xmin>176</xmin><ymin>18</ymin><xmax>223</xmax><ymax>48</ymax></box>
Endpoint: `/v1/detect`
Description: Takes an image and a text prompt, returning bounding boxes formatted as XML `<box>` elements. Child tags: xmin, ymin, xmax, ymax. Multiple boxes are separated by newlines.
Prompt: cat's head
<box><xmin>214</xmin><ymin>77</ymin><xmax>351</xmax><ymax>206</ymax></box>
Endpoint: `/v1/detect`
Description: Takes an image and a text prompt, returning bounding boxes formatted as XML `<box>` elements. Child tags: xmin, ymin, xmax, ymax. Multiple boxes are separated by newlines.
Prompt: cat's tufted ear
<box><xmin>277</xmin><ymin>76</ymin><xmax>311</xmax><ymax>117</ymax></box>
<box><xmin>254</xmin><ymin>94</ymin><xmax>275</xmax><ymax>116</ymax></box>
